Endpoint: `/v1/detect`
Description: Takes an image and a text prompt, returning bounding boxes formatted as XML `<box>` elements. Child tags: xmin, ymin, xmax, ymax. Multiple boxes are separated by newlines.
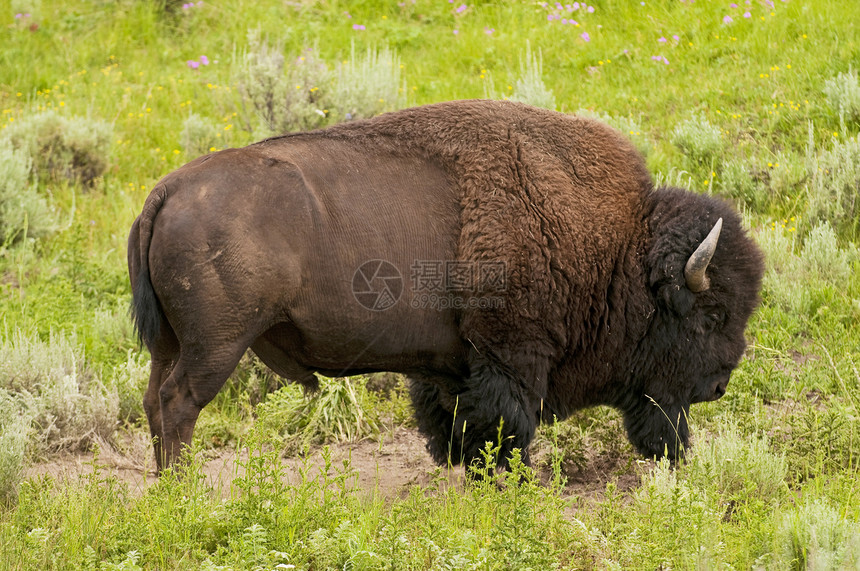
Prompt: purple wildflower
<box><xmin>743</xmin><ymin>11</ymin><xmax>751</xmax><ymax>17</ymax></box>
<box><xmin>587</xmin><ymin>5</ymin><xmax>594</xmax><ymax>12</ymax></box>
<box><xmin>456</xmin><ymin>4</ymin><xmax>467</xmax><ymax>13</ymax></box>
<box><xmin>187</xmin><ymin>60</ymin><xmax>199</xmax><ymax>69</ymax></box>
<box><xmin>658</xmin><ymin>36</ymin><xmax>667</xmax><ymax>43</ymax></box>
<box><xmin>453</xmin><ymin>28</ymin><xmax>459</xmax><ymax>34</ymax></box>
<box><xmin>199</xmin><ymin>55</ymin><xmax>209</xmax><ymax>65</ymax></box>
<box><xmin>581</xmin><ymin>31</ymin><xmax>590</xmax><ymax>42</ymax></box>
<box><xmin>673</xmin><ymin>34</ymin><xmax>680</xmax><ymax>41</ymax></box>
<box><xmin>352</xmin><ymin>23</ymin><xmax>366</xmax><ymax>30</ymax></box>
<box><xmin>484</xmin><ymin>26</ymin><xmax>495</xmax><ymax>35</ymax></box>
<box><xmin>723</xmin><ymin>15</ymin><xmax>733</xmax><ymax>24</ymax></box>
<box><xmin>730</xmin><ymin>2</ymin><xmax>737</xmax><ymax>7</ymax></box>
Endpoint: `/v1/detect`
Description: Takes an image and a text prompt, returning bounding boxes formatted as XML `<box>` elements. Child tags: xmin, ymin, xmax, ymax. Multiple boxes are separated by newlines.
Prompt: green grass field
<box><xmin>2</xmin><ymin>0</ymin><xmax>860</xmax><ymax>568</ymax></box>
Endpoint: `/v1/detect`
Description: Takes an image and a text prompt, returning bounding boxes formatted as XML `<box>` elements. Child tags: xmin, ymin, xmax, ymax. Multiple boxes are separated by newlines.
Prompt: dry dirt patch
<box><xmin>25</xmin><ymin>426</ymin><xmax>646</xmax><ymax>506</ymax></box>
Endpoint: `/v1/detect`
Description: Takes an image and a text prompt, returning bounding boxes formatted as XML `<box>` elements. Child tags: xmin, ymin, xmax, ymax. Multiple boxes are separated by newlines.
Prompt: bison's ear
<box><xmin>649</xmin><ymin>257</ymin><xmax>696</xmax><ymax>316</ymax></box>
<box><xmin>658</xmin><ymin>282</ymin><xmax>695</xmax><ymax>316</ymax></box>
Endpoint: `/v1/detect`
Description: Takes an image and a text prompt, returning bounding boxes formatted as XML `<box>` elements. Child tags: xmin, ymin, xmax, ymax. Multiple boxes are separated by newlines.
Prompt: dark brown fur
<box><xmin>129</xmin><ymin>100</ymin><xmax>763</xmax><ymax>471</ymax></box>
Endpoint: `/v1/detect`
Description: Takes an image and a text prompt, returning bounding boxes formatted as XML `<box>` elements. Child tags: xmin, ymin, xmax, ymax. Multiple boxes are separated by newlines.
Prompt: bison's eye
<box><xmin>703</xmin><ymin>310</ymin><xmax>725</xmax><ymax>331</ymax></box>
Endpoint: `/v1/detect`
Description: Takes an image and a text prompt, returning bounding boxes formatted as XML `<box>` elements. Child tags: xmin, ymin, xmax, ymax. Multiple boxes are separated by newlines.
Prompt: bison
<box><xmin>128</xmin><ymin>100</ymin><xmax>763</xmax><ymax>473</ymax></box>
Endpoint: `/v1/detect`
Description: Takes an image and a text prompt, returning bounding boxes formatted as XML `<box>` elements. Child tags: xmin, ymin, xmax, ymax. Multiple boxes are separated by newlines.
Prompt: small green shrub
<box><xmin>1</xmin><ymin>109</ymin><xmax>112</xmax><ymax>186</ymax></box>
<box><xmin>111</xmin><ymin>350</ymin><xmax>149</xmax><ymax>424</ymax></box>
<box><xmin>824</xmin><ymin>68</ymin><xmax>860</xmax><ymax>125</ymax></box>
<box><xmin>671</xmin><ymin>113</ymin><xmax>724</xmax><ymax>167</ymax></box>
<box><xmin>719</xmin><ymin>157</ymin><xmax>766</xmax><ymax>208</ymax></box>
<box><xmin>768</xmin><ymin>151</ymin><xmax>809</xmax><ymax>202</ymax></box>
<box><xmin>181</xmin><ymin>113</ymin><xmax>221</xmax><ymax>157</ymax></box>
<box><xmin>686</xmin><ymin>425</ymin><xmax>788</xmax><ymax>504</ymax></box>
<box><xmin>757</xmin><ymin>220</ymin><xmax>858</xmax><ymax>318</ymax></box>
<box><xmin>0</xmin><ymin>331</ymin><xmax>118</xmax><ymax>455</ymax></box>
<box><xmin>236</xmin><ymin>32</ymin><xmax>405</xmax><ymax>137</ymax></box>
<box><xmin>775</xmin><ymin>399</ymin><xmax>860</xmax><ymax>482</ymax></box>
<box><xmin>800</xmin><ymin>221</ymin><xmax>857</xmax><ymax>283</ymax></box>
<box><xmin>235</xmin><ymin>30</ymin><xmax>333</xmax><ymax>137</ymax></box>
<box><xmin>806</xmin><ymin>136</ymin><xmax>860</xmax><ymax>239</ymax></box>
<box><xmin>773</xmin><ymin>499</ymin><xmax>860</xmax><ymax>570</ymax></box>
<box><xmin>603</xmin><ymin>460</ymin><xmax>728</xmax><ymax>568</ymax></box>
<box><xmin>0</xmin><ymin>142</ymin><xmax>54</xmax><ymax>245</ymax></box>
<box><xmin>0</xmin><ymin>390</ymin><xmax>32</xmax><ymax>504</ymax></box>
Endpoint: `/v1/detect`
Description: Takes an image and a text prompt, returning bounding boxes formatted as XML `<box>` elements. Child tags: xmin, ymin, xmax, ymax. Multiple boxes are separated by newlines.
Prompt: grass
<box><xmin>1</xmin><ymin>0</ymin><xmax>860</xmax><ymax>568</ymax></box>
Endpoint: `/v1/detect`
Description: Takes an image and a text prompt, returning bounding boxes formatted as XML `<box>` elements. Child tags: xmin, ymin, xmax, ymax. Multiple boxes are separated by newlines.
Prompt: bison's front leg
<box><xmin>453</xmin><ymin>354</ymin><xmax>543</xmax><ymax>471</ymax></box>
<box><xmin>409</xmin><ymin>381</ymin><xmax>458</xmax><ymax>465</ymax></box>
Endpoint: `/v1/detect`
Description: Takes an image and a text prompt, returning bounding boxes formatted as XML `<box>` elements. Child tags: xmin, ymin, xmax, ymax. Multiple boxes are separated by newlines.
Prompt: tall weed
<box><xmin>508</xmin><ymin>43</ymin><xmax>556</xmax><ymax>110</ymax></box>
<box><xmin>256</xmin><ymin>376</ymin><xmax>381</xmax><ymax>452</ymax></box>
<box><xmin>331</xmin><ymin>43</ymin><xmax>406</xmax><ymax>121</ymax></box>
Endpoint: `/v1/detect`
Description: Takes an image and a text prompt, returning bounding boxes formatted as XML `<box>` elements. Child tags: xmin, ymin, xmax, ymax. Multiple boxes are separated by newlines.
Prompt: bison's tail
<box><xmin>128</xmin><ymin>184</ymin><xmax>168</xmax><ymax>348</ymax></box>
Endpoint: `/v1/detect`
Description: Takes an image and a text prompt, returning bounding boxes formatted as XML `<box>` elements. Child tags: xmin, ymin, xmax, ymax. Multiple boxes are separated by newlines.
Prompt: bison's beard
<box><xmin>621</xmin><ymin>396</ymin><xmax>690</xmax><ymax>461</ymax></box>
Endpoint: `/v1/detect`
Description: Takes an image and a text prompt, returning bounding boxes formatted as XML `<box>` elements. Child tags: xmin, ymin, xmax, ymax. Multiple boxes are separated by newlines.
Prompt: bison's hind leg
<box><xmin>142</xmin><ymin>315</ymin><xmax>180</xmax><ymax>473</ymax></box>
<box><xmin>155</xmin><ymin>348</ymin><xmax>248</xmax><ymax>472</ymax></box>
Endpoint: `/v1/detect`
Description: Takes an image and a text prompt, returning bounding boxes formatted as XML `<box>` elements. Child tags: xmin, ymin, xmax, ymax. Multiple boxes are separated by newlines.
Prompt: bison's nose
<box><xmin>712</xmin><ymin>376</ymin><xmax>729</xmax><ymax>400</ymax></box>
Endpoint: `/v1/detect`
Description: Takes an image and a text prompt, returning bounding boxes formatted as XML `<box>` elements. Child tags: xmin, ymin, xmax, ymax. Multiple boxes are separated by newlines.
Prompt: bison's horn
<box><xmin>684</xmin><ymin>218</ymin><xmax>722</xmax><ymax>293</ymax></box>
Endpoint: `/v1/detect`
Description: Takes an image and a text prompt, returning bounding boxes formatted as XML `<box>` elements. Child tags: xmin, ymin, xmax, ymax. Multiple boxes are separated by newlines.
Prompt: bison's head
<box><xmin>620</xmin><ymin>186</ymin><xmax>764</xmax><ymax>461</ymax></box>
